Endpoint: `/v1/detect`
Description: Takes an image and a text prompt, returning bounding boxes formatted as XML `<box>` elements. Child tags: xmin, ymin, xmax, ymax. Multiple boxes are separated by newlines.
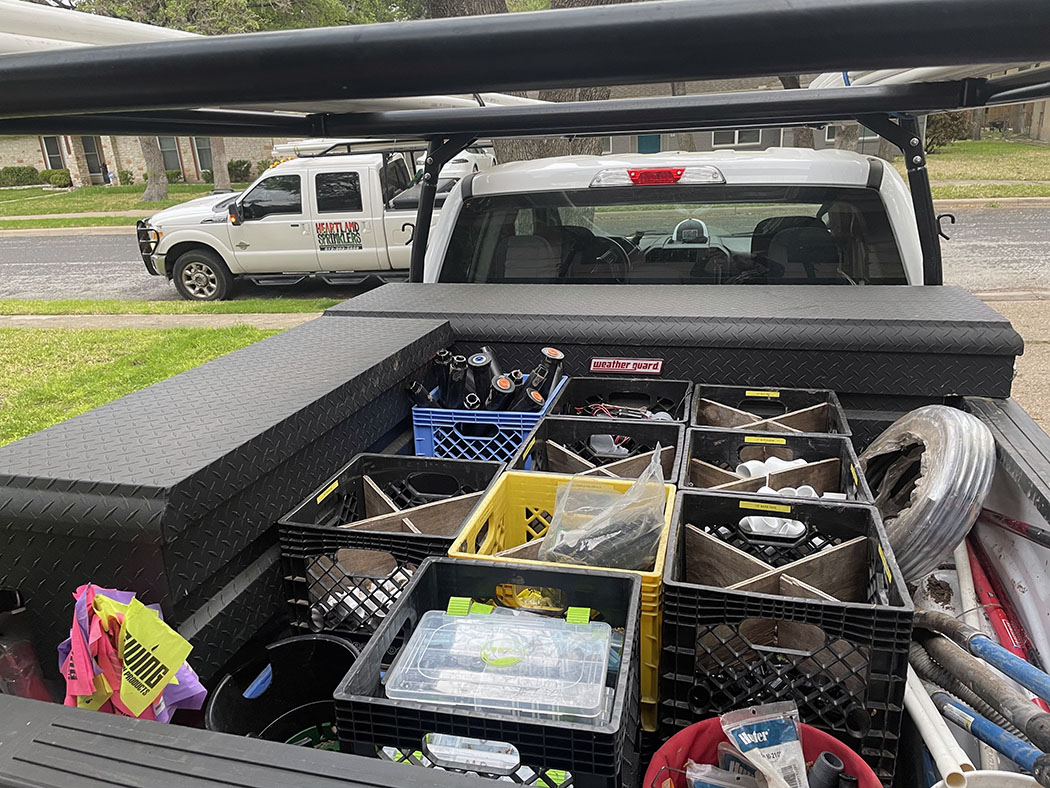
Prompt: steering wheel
<box><xmin>576</xmin><ymin>237</ymin><xmax>630</xmax><ymax>282</ymax></box>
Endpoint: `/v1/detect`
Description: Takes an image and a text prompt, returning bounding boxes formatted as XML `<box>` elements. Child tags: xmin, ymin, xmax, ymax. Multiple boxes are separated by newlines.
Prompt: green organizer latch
<box><xmin>566</xmin><ymin>607</ymin><xmax>590</xmax><ymax>625</ymax></box>
<box><xmin>446</xmin><ymin>597</ymin><xmax>473</xmax><ymax>616</ymax></box>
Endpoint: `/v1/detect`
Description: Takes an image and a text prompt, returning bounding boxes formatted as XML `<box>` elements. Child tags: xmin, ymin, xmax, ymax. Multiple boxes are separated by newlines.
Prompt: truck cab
<box><xmin>424</xmin><ymin>149</ymin><xmax>924</xmax><ymax>285</ymax></box>
<box><xmin>138</xmin><ymin>150</ymin><xmax>445</xmax><ymax>300</ymax></box>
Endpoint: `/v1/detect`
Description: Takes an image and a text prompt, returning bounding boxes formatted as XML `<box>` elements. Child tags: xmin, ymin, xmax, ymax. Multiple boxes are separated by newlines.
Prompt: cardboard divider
<box><xmin>362</xmin><ymin>475</ymin><xmax>401</xmax><ymax>518</ymax></box>
<box><xmin>342</xmin><ymin>492</ymin><xmax>483</xmax><ymax>538</ymax></box>
<box><xmin>545</xmin><ymin>440</ymin><xmax>598</xmax><ymax>474</ymax></box>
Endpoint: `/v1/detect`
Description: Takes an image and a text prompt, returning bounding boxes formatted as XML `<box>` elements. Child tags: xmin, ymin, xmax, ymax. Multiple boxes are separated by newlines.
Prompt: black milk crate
<box><xmin>335</xmin><ymin>557</ymin><xmax>642</xmax><ymax>788</ymax></box>
<box><xmin>510</xmin><ymin>416</ymin><xmax>685</xmax><ymax>481</ymax></box>
<box><xmin>691</xmin><ymin>384</ymin><xmax>850</xmax><ymax>435</ymax></box>
<box><xmin>660</xmin><ymin>490</ymin><xmax>912</xmax><ymax>783</ymax></box>
<box><xmin>680</xmin><ymin>427</ymin><xmax>872</xmax><ymax>503</ymax></box>
<box><xmin>279</xmin><ymin>454</ymin><xmax>503</xmax><ymax>637</ymax></box>
<box><xmin>551</xmin><ymin>377</ymin><xmax>692</xmax><ymax>422</ymax></box>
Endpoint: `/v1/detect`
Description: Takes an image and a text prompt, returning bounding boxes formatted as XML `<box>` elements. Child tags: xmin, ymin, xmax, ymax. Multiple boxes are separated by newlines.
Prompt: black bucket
<box><xmin>204</xmin><ymin>634</ymin><xmax>358</xmax><ymax>748</ymax></box>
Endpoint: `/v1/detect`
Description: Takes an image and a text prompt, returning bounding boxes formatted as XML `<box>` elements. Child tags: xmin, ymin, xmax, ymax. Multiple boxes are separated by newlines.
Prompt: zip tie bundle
<box><xmin>859</xmin><ymin>405</ymin><xmax>994</xmax><ymax>582</ymax></box>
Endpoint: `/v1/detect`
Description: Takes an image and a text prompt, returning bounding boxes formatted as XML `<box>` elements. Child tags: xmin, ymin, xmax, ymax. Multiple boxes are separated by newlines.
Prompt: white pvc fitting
<box><xmin>736</xmin><ymin>460</ymin><xmax>768</xmax><ymax>478</ymax></box>
<box><xmin>777</xmin><ymin>486</ymin><xmax>798</xmax><ymax>497</ymax></box>
<box><xmin>822</xmin><ymin>491</ymin><xmax>848</xmax><ymax>501</ymax></box>
<box><xmin>758</xmin><ymin>485</ymin><xmax>778</xmax><ymax>496</ymax></box>
<box><xmin>796</xmin><ymin>485</ymin><xmax>818</xmax><ymax>498</ymax></box>
<box><xmin>764</xmin><ymin>456</ymin><xmax>808</xmax><ymax>474</ymax></box>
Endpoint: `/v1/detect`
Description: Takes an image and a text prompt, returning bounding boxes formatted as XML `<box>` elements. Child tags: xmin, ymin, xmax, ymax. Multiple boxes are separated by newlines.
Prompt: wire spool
<box><xmin>860</xmin><ymin>405</ymin><xmax>995</xmax><ymax>582</ymax></box>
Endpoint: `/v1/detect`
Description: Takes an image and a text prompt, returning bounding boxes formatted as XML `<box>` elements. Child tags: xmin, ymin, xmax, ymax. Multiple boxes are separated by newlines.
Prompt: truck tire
<box><xmin>172</xmin><ymin>249</ymin><xmax>234</xmax><ymax>301</ymax></box>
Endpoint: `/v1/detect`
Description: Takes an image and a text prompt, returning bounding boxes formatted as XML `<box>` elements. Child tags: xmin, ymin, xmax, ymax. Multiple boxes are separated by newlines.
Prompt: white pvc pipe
<box><xmin>954</xmin><ymin>541</ymin><xmax>1000</xmax><ymax>771</ymax></box>
<box><xmin>905</xmin><ymin>669</ymin><xmax>973</xmax><ymax>788</ymax></box>
<box><xmin>934</xmin><ymin>772</ymin><xmax>1036</xmax><ymax>788</ymax></box>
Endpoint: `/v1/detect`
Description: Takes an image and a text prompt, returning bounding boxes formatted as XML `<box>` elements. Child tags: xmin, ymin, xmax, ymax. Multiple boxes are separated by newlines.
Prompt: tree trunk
<box><xmin>426</xmin><ymin>0</ymin><xmax>505</xmax><ymax>17</ymax></box>
<box><xmin>211</xmin><ymin>136</ymin><xmax>231</xmax><ymax>190</ymax></box>
<box><xmin>139</xmin><ymin>136</ymin><xmax>169</xmax><ymax>201</ymax></box>
<box><xmin>969</xmin><ymin>109</ymin><xmax>983</xmax><ymax>141</ymax></box>
<box><xmin>670</xmin><ymin>82</ymin><xmax>696</xmax><ymax>151</ymax></box>
<box><xmin>777</xmin><ymin>75</ymin><xmax>814</xmax><ymax>149</ymax></box>
<box><xmin>835</xmin><ymin>122</ymin><xmax>860</xmax><ymax>152</ymax></box>
<box><xmin>876</xmin><ymin>137</ymin><xmax>899</xmax><ymax>162</ymax></box>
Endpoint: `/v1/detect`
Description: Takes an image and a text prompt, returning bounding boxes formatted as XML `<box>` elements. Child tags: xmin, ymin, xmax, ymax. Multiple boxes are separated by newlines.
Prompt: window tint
<box><xmin>41</xmin><ymin>136</ymin><xmax>63</xmax><ymax>169</ymax></box>
<box><xmin>316</xmin><ymin>172</ymin><xmax>363</xmax><ymax>213</ymax></box>
<box><xmin>380</xmin><ymin>158</ymin><xmax>412</xmax><ymax>203</ymax></box>
<box><xmin>440</xmin><ymin>185</ymin><xmax>907</xmax><ymax>286</ymax></box>
<box><xmin>242</xmin><ymin>175</ymin><xmax>302</xmax><ymax>219</ymax></box>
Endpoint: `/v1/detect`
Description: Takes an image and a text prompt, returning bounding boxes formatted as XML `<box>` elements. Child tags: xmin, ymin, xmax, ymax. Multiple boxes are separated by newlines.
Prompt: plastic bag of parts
<box><xmin>685</xmin><ymin>762</ymin><xmax>761</xmax><ymax>787</ymax></box>
<box><xmin>860</xmin><ymin>405</ymin><xmax>995</xmax><ymax>581</ymax></box>
<box><xmin>721</xmin><ymin>702</ymin><xmax>808</xmax><ymax>788</ymax></box>
<box><xmin>539</xmin><ymin>446</ymin><xmax>665</xmax><ymax>571</ymax></box>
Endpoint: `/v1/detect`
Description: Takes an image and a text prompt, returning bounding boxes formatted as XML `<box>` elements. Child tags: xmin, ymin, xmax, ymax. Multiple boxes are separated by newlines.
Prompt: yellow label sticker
<box><xmin>850</xmin><ymin>465</ymin><xmax>859</xmax><ymax>486</ymax></box>
<box><xmin>316</xmin><ymin>479</ymin><xmax>339</xmax><ymax>504</ymax></box>
<box><xmin>745</xmin><ymin>390</ymin><xmax>780</xmax><ymax>399</ymax></box>
<box><xmin>744</xmin><ymin>436</ymin><xmax>787</xmax><ymax>445</ymax></box>
<box><xmin>523</xmin><ymin>438</ymin><xmax>535</xmax><ymax>458</ymax></box>
<box><xmin>739</xmin><ymin>500</ymin><xmax>792</xmax><ymax>514</ymax></box>
<box><xmin>878</xmin><ymin>543</ymin><xmax>893</xmax><ymax>585</ymax></box>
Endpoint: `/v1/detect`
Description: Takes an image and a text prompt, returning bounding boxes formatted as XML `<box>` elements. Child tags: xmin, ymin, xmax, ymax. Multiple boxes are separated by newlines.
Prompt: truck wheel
<box><xmin>173</xmin><ymin>250</ymin><xmax>234</xmax><ymax>301</ymax></box>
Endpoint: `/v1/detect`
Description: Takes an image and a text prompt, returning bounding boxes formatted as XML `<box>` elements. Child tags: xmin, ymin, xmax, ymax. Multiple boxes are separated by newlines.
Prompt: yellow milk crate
<box><xmin>448</xmin><ymin>470</ymin><xmax>676</xmax><ymax>731</ymax></box>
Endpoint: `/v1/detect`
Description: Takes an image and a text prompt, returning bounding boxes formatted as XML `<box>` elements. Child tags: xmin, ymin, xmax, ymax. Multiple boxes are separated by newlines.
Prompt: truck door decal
<box><xmin>316</xmin><ymin>220</ymin><xmax>362</xmax><ymax>251</ymax></box>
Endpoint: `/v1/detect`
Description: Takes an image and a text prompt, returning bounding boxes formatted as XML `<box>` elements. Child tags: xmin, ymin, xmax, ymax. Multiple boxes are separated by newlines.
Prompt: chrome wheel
<box><xmin>181</xmin><ymin>261</ymin><xmax>218</xmax><ymax>299</ymax></box>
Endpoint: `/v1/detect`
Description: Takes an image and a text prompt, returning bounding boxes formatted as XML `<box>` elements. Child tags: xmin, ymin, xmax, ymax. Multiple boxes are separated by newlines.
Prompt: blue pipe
<box><xmin>921</xmin><ymin>746</ymin><xmax>939</xmax><ymax>788</ymax></box>
<box><xmin>915</xmin><ymin>610</ymin><xmax>1050</xmax><ymax>704</ymax></box>
<box><xmin>970</xmin><ymin>635</ymin><xmax>1050</xmax><ymax>704</ymax></box>
<box><xmin>931</xmin><ymin>693</ymin><xmax>1050</xmax><ymax>786</ymax></box>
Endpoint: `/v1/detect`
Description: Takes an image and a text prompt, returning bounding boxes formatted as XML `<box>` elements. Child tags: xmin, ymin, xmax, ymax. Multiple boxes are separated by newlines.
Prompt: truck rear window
<box><xmin>439</xmin><ymin>185</ymin><xmax>907</xmax><ymax>285</ymax></box>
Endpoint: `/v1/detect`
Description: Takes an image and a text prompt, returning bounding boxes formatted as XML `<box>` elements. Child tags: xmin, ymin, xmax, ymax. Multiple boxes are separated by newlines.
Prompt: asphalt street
<box><xmin>0</xmin><ymin>205</ymin><xmax>1048</xmax><ymax>299</ymax></box>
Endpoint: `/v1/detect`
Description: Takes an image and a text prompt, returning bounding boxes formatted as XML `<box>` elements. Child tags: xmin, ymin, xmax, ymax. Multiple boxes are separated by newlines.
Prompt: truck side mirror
<box><xmin>229</xmin><ymin>201</ymin><xmax>244</xmax><ymax>226</ymax></box>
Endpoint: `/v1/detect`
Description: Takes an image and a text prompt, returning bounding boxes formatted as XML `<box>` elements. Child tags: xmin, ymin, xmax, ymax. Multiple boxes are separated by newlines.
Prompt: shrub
<box><xmin>227</xmin><ymin>159</ymin><xmax>251</xmax><ymax>181</ymax></box>
<box><xmin>117</xmin><ymin>169</ymin><xmax>135</xmax><ymax>186</ymax></box>
<box><xmin>40</xmin><ymin>168</ymin><xmax>72</xmax><ymax>188</ymax></box>
<box><xmin>201</xmin><ymin>169</ymin><xmax>214</xmax><ymax>184</ymax></box>
<box><xmin>926</xmin><ymin>112</ymin><xmax>969</xmax><ymax>153</ymax></box>
<box><xmin>166</xmin><ymin>169</ymin><xmax>184</xmax><ymax>183</ymax></box>
<box><xmin>0</xmin><ymin>166</ymin><xmax>42</xmax><ymax>187</ymax></box>
<box><xmin>256</xmin><ymin>159</ymin><xmax>274</xmax><ymax>176</ymax></box>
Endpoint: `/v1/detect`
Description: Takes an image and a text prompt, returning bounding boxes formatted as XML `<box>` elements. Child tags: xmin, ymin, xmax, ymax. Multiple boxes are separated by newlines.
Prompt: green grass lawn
<box><xmin>0</xmin><ymin>216</ymin><xmax>142</xmax><ymax>229</ymax></box>
<box><xmin>899</xmin><ymin>139</ymin><xmax>1050</xmax><ymax>182</ymax></box>
<box><xmin>0</xmin><ymin>298</ymin><xmax>339</xmax><ymax>315</ymax></box>
<box><xmin>932</xmin><ymin>183</ymin><xmax>1050</xmax><ymax>200</ymax></box>
<box><xmin>0</xmin><ymin>183</ymin><xmax>247</xmax><ymax>218</ymax></box>
<box><xmin>0</xmin><ymin>327</ymin><xmax>277</xmax><ymax>446</ymax></box>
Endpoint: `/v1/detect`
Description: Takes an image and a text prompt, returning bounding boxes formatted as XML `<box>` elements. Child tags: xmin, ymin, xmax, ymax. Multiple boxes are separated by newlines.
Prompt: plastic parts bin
<box><xmin>447</xmin><ymin>470</ymin><xmax>676</xmax><ymax>732</ymax></box>
<box><xmin>413</xmin><ymin>378</ymin><xmax>567</xmax><ymax>462</ymax></box>
<box><xmin>334</xmin><ymin>557</ymin><xmax>642</xmax><ymax>788</ymax></box>
<box><xmin>691</xmin><ymin>384</ymin><xmax>850</xmax><ymax>434</ymax></box>
<box><xmin>551</xmin><ymin>377</ymin><xmax>692</xmax><ymax>422</ymax></box>
<box><xmin>279</xmin><ymin>454</ymin><xmax>503</xmax><ymax>639</ymax></box>
<box><xmin>511</xmin><ymin>416</ymin><xmax>685</xmax><ymax>481</ymax></box>
<box><xmin>680</xmin><ymin>427</ymin><xmax>872</xmax><ymax>502</ymax></box>
<box><xmin>660</xmin><ymin>490</ymin><xmax>912</xmax><ymax>782</ymax></box>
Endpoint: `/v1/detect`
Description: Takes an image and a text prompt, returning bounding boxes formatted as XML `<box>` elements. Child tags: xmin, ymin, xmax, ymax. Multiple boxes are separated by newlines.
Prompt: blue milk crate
<box><xmin>413</xmin><ymin>377</ymin><xmax>567</xmax><ymax>461</ymax></box>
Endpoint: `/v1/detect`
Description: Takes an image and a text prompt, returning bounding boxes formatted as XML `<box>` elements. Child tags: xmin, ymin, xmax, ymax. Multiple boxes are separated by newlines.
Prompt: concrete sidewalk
<box><xmin>0</xmin><ymin>313</ymin><xmax>318</xmax><ymax>330</ymax></box>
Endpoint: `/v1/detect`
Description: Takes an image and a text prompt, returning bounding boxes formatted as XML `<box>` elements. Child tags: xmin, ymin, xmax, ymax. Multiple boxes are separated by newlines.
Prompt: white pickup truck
<box><xmin>423</xmin><ymin>148</ymin><xmax>925</xmax><ymax>285</ymax></box>
<box><xmin>138</xmin><ymin>150</ymin><xmax>452</xmax><ymax>300</ymax></box>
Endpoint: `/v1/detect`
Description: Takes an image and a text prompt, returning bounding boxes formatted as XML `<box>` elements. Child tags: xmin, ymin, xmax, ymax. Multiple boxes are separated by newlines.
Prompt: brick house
<box><xmin>0</xmin><ymin>134</ymin><xmax>289</xmax><ymax>187</ymax></box>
